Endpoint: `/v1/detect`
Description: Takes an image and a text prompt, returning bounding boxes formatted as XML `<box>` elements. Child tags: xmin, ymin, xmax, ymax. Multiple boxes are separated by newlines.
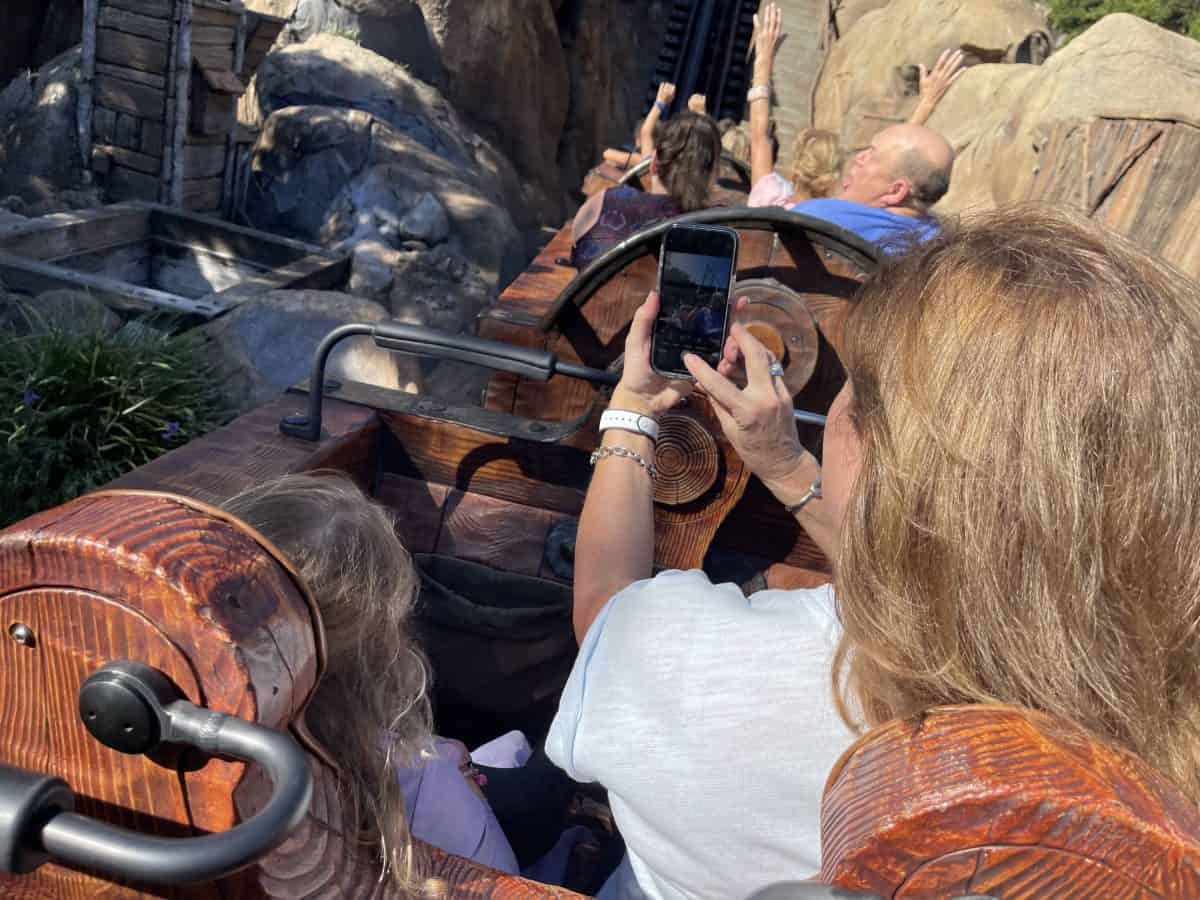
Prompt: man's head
<box><xmin>839</xmin><ymin>124</ymin><xmax>954</xmax><ymax>215</ymax></box>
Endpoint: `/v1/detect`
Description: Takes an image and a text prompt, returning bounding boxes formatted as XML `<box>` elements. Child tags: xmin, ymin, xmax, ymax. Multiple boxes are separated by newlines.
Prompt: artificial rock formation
<box><xmin>814</xmin><ymin>0</ymin><xmax>1051</xmax><ymax>149</ymax></box>
<box><xmin>196</xmin><ymin>289</ymin><xmax>421</xmax><ymax>414</ymax></box>
<box><xmin>0</xmin><ymin>49</ymin><xmax>91</xmax><ymax>209</ymax></box>
<box><xmin>248</xmin><ymin>104</ymin><xmax>525</xmax><ymax>293</ymax></box>
<box><xmin>929</xmin><ymin>14</ymin><xmax>1200</xmax><ymax>280</ymax></box>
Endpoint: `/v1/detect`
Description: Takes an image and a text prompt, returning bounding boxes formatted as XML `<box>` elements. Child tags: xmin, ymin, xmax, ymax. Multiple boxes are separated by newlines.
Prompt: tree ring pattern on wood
<box><xmin>730</xmin><ymin>278</ymin><xmax>821</xmax><ymax>396</ymax></box>
<box><xmin>653</xmin><ymin>413</ymin><xmax>720</xmax><ymax>506</ymax></box>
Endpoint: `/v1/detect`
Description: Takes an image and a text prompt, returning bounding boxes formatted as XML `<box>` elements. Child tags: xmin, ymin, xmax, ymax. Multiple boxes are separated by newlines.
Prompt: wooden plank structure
<box><xmin>80</xmin><ymin>0</ymin><xmax>286</xmax><ymax>215</ymax></box>
<box><xmin>0</xmin><ymin>201</ymin><xmax>347</xmax><ymax>317</ymax></box>
<box><xmin>1025</xmin><ymin>116</ymin><xmax>1200</xmax><ymax>281</ymax></box>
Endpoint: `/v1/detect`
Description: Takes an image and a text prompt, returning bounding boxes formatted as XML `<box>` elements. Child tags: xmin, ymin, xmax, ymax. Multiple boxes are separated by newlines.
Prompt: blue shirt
<box><xmin>790</xmin><ymin>197</ymin><xmax>939</xmax><ymax>252</ymax></box>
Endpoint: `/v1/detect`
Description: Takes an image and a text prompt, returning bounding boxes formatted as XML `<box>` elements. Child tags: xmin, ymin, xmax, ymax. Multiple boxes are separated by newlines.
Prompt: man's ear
<box><xmin>881</xmin><ymin>179</ymin><xmax>911</xmax><ymax>208</ymax></box>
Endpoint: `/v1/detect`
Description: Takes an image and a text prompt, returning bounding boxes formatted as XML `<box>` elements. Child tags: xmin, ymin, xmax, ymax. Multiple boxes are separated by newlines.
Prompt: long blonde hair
<box><xmin>834</xmin><ymin>204</ymin><xmax>1200</xmax><ymax>804</ymax></box>
<box><xmin>789</xmin><ymin>128</ymin><xmax>841</xmax><ymax>200</ymax></box>
<box><xmin>222</xmin><ymin>471</ymin><xmax>434</xmax><ymax>889</ymax></box>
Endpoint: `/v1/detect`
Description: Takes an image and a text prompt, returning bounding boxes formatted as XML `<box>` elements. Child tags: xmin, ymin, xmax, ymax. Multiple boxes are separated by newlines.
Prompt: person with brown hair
<box><xmin>547</xmin><ymin>205</ymin><xmax>1200</xmax><ymax>899</ymax></box>
<box><xmin>571</xmin><ymin>107</ymin><xmax>723</xmax><ymax>269</ymax></box>
<box><xmin>747</xmin><ymin>3</ymin><xmax>963</xmax><ymax>230</ymax></box>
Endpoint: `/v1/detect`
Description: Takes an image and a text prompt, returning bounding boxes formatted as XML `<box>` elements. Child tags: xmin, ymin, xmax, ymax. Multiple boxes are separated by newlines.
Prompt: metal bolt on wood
<box><xmin>9</xmin><ymin>623</ymin><xmax>35</xmax><ymax>647</ymax></box>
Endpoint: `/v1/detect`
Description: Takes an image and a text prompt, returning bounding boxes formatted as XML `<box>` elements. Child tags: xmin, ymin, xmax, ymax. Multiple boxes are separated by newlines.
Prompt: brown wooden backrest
<box><xmin>0</xmin><ymin>491</ymin><xmax>583</xmax><ymax>898</ymax></box>
<box><xmin>819</xmin><ymin>705</ymin><xmax>1200</xmax><ymax>898</ymax></box>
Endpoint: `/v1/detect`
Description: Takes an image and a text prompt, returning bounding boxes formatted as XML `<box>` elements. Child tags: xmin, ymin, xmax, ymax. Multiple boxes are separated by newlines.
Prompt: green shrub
<box><xmin>1048</xmin><ymin>0</ymin><xmax>1200</xmax><ymax>41</ymax></box>
<box><xmin>0</xmin><ymin>316</ymin><xmax>229</xmax><ymax>528</ymax></box>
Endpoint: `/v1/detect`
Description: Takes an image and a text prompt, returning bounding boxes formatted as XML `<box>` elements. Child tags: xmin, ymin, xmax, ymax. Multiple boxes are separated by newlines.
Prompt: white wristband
<box><xmin>600</xmin><ymin>409</ymin><xmax>660</xmax><ymax>442</ymax></box>
<box><xmin>747</xmin><ymin>85</ymin><xmax>770</xmax><ymax>103</ymax></box>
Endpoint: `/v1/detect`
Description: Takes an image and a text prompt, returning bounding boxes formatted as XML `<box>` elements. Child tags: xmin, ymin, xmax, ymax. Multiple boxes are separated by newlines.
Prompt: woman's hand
<box><xmin>688</xmin><ymin>93</ymin><xmax>707</xmax><ymax>115</ymax></box>
<box><xmin>911</xmin><ymin>48</ymin><xmax>965</xmax><ymax>124</ymax></box>
<box><xmin>753</xmin><ymin>3</ymin><xmax>785</xmax><ymax>71</ymax></box>
<box><xmin>685</xmin><ymin>322</ymin><xmax>807</xmax><ymax>489</ymax></box>
<box><xmin>655</xmin><ymin>82</ymin><xmax>677</xmax><ymax>106</ymax></box>
<box><xmin>610</xmin><ymin>291</ymin><xmax>693</xmax><ymax>417</ymax></box>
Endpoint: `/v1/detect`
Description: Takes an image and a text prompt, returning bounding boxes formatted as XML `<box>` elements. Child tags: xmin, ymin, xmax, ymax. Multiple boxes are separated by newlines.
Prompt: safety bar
<box><xmin>0</xmin><ymin>662</ymin><xmax>312</xmax><ymax>884</ymax></box>
<box><xmin>280</xmin><ymin>321</ymin><xmax>620</xmax><ymax>441</ymax></box>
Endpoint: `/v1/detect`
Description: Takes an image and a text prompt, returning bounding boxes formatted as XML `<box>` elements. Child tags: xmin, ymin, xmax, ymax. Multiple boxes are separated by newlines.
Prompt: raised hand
<box><xmin>918</xmin><ymin>48</ymin><xmax>965</xmax><ymax>108</ymax></box>
<box><xmin>753</xmin><ymin>3</ymin><xmax>785</xmax><ymax>66</ymax></box>
<box><xmin>688</xmin><ymin>93</ymin><xmax>708</xmax><ymax>115</ymax></box>
<box><xmin>656</xmin><ymin>82</ymin><xmax>677</xmax><ymax>106</ymax></box>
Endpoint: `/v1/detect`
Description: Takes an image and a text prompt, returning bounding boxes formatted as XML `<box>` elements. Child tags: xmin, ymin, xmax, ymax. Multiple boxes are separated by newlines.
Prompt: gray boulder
<box><xmin>248</xmin><ymin>106</ymin><xmax>525</xmax><ymax>293</ymax></box>
<box><xmin>195</xmin><ymin>289</ymin><xmax>420</xmax><ymax>414</ymax></box>
<box><xmin>250</xmin><ymin>34</ymin><xmax>528</xmax><ymax>223</ymax></box>
<box><xmin>0</xmin><ymin>48</ymin><xmax>89</xmax><ymax>208</ymax></box>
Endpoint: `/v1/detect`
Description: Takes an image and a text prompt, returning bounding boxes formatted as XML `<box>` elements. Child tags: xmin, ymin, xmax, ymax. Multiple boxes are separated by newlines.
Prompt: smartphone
<box><xmin>652</xmin><ymin>223</ymin><xmax>739</xmax><ymax>379</ymax></box>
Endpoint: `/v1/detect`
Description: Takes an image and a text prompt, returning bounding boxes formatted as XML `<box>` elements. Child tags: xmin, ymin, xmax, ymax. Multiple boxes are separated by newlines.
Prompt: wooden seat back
<box><xmin>820</xmin><ymin>705</ymin><xmax>1200</xmax><ymax>898</ymax></box>
<box><xmin>0</xmin><ymin>491</ymin><xmax>583</xmax><ymax>898</ymax></box>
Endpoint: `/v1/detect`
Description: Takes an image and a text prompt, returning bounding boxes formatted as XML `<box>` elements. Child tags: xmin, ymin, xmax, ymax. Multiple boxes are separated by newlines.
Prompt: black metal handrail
<box><xmin>0</xmin><ymin>662</ymin><xmax>311</xmax><ymax>884</ymax></box>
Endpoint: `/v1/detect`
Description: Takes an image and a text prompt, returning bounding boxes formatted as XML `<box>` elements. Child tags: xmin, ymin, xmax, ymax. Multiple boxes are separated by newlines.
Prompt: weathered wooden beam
<box><xmin>98</xmin><ymin>6</ymin><xmax>172</xmax><ymax>41</ymax></box>
<box><xmin>182</xmin><ymin>176</ymin><xmax>224</xmax><ymax>211</ymax></box>
<box><xmin>98</xmin><ymin>143</ymin><xmax>163</xmax><ymax>176</ymax></box>
<box><xmin>106</xmin><ymin>0</ymin><xmax>173</xmax><ymax>19</ymax></box>
<box><xmin>197</xmin><ymin>252</ymin><xmax>350</xmax><ymax>307</ymax></box>
<box><xmin>79</xmin><ymin>0</ymin><xmax>99</xmax><ymax>188</ymax></box>
<box><xmin>97</xmin><ymin>27</ymin><xmax>170</xmax><ymax>74</ymax></box>
<box><xmin>95</xmin><ymin>74</ymin><xmax>165</xmax><ymax>119</ymax></box>
<box><xmin>151</xmin><ymin>207</ymin><xmax>338</xmax><ymax>268</ymax></box>
<box><xmin>168</xmin><ymin>0</ymin><xmax>194</xmax><ymax>206</ymax></box>
<box><xmin>0</xmin><ymin>251</ymin><xmax>230</xmax><ymax>318</ymax></box>
<box><xmin>0</xmin><ymin>205</ymin><xmax>151</xmax><ymax>260</ymax></box>
<box><xmin>108</xmin><ymin>162</ymin><xmax>164</xmax><ymax>201</ymax></box>
<box><xmin>95</xmin><ymin>61</ymin><xmax>166</xmax><ymax>90</ymax></box>
<box><xmin>182</xmin><ymin>141</ymin><xmax>228</xmax><ymax>179</ymax></box>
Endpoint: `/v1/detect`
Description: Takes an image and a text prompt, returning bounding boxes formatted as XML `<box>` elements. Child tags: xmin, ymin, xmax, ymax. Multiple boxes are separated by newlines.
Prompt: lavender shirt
<box><xmin>396</xmin><ymin>737</ymin><xmax>520</xmax><ymax>873</ymax></box>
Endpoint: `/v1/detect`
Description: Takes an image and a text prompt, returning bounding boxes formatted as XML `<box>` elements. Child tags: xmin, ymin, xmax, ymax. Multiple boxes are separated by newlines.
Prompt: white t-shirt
<box><xmin>546</xmin><ymin>570</ymin><xmax>855</xmax><ymax>900</ymax></box>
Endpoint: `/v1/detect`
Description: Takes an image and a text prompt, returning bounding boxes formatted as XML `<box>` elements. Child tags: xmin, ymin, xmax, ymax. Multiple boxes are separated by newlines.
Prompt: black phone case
<box><xmin>651</xmin><ymin>223</ymin><xmax>740</xmax><ymax>380</ymax></box>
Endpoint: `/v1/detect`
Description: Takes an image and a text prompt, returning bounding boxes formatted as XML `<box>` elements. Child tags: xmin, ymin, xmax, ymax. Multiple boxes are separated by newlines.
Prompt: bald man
<box><xmin>792</xmin><ymin>123</ymin><xmax>955</xmax><ymax>250</ymax></box>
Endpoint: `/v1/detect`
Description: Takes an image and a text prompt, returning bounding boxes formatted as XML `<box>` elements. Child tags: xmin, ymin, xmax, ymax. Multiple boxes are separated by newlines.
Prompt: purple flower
<box><xmin>161</xmin><ymin>420</ymin><xmax>181</xmax><ymax>444</ymax></box>
<box><xmin>21</xmin><ymin>388</ymin><xmax>41</xmax><ymax>409</ymax></box>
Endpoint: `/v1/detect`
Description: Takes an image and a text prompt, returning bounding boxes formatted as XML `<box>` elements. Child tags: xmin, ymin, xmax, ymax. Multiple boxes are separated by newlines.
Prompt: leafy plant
<box><xmin>1048</xmin><ymin>0</ymin><xmax>1200</xmax><ymax>41</ymax></box>
<box><xmin>0</xmin><ymin>314</ymin><xmax>229</xmax><ymax>528</ymax></box>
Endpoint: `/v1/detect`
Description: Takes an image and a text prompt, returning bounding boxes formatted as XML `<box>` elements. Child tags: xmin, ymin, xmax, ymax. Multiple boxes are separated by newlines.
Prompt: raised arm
<box><xmin>639</xmin><ymin>82</ymin><xmax>676</xmax><ymax>159</ymax></box>
<box><xmin>749</xmin><ymin>4</ymin><xmax>784</xmax><ymax>189</ymax></box>
<box><xmin>687</xmin><ymin>93</ymin><xmax>708</xmax><ymax>115</ymax></box>
<box><xmin>908</xmin><ymin>48</ymin><xmax>965</xmax><ymax>126</ymax></box>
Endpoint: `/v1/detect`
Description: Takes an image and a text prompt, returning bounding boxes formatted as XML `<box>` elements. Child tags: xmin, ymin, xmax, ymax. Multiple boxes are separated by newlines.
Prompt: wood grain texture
<box><xmin>820</xmin><ymin>705</ymin><xmax>1200</xmax><ymax>898</ymax></box>
<box><xmin>0</xmin><ymin>492</ymin><xmax>321</xmax><ymax>898</ymax></box>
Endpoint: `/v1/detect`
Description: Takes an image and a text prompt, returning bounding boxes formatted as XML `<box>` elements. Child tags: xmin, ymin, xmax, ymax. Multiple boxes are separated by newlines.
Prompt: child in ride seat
<box><xmin>221</xmin><ymin>472</ymin><xmax>583</xmax><ymax>891</ymax></box>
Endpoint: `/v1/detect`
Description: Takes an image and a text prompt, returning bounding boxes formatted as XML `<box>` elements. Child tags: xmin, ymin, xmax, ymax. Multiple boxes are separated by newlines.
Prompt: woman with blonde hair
<box><xmin>220</xmin><ymin>472</ymin><xmax>522</xmax><ymax>889</ymax></box>
<box><xmin>547</xmin><ymin>204</ymin><xmax>1200</xmax><ymax>898</ymax></box>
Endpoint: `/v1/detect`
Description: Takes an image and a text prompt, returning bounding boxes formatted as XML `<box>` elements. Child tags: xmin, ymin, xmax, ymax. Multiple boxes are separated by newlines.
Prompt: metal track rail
<box><xmin>643</xmin><ymin>0</ymin><xmax>761</xmax><ymax>123</ymax></box>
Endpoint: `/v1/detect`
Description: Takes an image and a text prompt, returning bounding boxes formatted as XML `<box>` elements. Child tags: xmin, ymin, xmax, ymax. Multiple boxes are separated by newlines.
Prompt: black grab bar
<box><xmin>0</xmin><ymin>662</ymin><xmax>311</xmax><ymax>884</ymax></box>
<box><xmin>279</xmin><ymin>321</ymin><xmax>621</xmax><ymax>442</ymax></box>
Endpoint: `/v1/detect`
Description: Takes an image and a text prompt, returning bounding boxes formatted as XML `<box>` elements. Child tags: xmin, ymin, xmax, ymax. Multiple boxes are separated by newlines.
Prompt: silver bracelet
<box><xmin>785</xmin><ymin>475</ymin><xmax>822</xmax><ymax>515</ymax></box>
<box><xmin>590</xmin><ymin>445</ymin><xmax>658</xmax><ymax>481</ymax></box>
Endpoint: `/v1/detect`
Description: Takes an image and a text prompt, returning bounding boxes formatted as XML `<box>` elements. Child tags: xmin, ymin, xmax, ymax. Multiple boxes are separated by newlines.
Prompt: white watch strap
<box><xmin>600</xmin><ymin>409</ymin><xmax>660</xmax><ymax>442</ymax></box>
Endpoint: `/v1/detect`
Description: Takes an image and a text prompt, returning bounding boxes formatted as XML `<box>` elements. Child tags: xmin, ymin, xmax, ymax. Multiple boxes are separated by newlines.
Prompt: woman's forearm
<box><xmin>749</xmin><ymin>55</ymin><xmax>775</xmax><ymax>187</ymax></box>
<box><xmin>572</xmin><ymin>425</ymin><xmax>657</xmax><ymax>643</ymax></box>
<box><xmin>759</xmin><ymin>450</ymin><xmax>838</xmax><ymax>563</ymax></box>
<box><xmin>639</xmin><ymin>108</ymin><xmax>662</xmax><ymax>158</ymax></box>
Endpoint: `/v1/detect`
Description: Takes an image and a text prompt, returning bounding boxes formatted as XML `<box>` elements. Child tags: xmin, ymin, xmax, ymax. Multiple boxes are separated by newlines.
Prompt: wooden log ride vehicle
<box><xmin>2</xmin><ymin>196</ymin><xmax>1199</xmax><ymax>899</ymax></box>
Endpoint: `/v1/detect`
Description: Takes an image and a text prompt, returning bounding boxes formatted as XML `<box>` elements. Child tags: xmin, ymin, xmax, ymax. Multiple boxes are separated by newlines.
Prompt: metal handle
<box><xmin>0</xmin><ymin>662</ymin><xmax>312</xmax><ymax>884</ymax></box>
<box><xmin>280</xmin><ymin>321</ymin><xmax>619</xmax><ymax>441</ymax></box>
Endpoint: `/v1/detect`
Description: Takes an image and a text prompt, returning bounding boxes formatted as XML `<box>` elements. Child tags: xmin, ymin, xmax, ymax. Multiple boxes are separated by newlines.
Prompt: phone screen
<box><xmin>653</xmin><ymin>226</ymin><xmax>737</xmax><ymax>377</ymax></box>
